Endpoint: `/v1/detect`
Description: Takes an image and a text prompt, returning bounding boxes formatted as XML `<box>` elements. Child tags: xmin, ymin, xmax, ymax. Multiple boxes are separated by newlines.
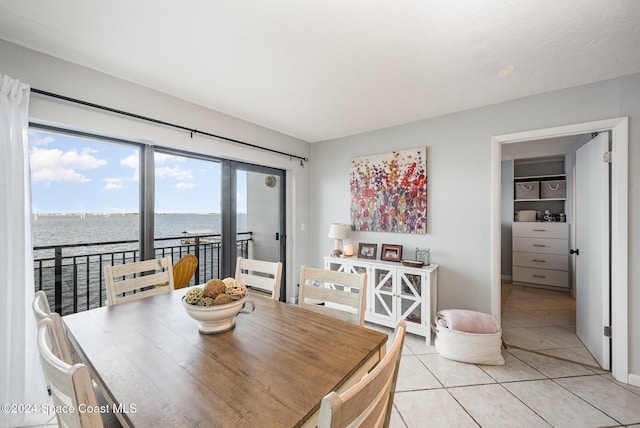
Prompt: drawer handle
<box><xmin>532</xmin><ymin>259</ymin><xmax>546</xmax><ymax>263</ymax></box>
<box><xmin>532</xmin><ymin>244</ymin><xmax>547</xmax><ymax>247</ymax></box>
<box><xmin>533</xmin><ymin>229</ymin><xmax>548</xmax><ymax>232</ymax></box>
<box><xmin>533</xmin><ymin>275</ymin><xmax>546</xmax><ymax>278</ymax></box>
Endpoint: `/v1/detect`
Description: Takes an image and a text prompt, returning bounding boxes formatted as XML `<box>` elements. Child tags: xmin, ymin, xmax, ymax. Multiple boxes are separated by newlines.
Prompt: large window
<box><xmin>29</xmin><ymin>127</ymin><xmax>141</xmax><ymax>313</ymax></box>
<box><xmin>29</xmin><ymin>129</ymin><xmax>140</xmax><ymax>239</ymax></box>
<box><xmin>153</xmin><ymin>151</ymin><xmax>223</xmax><ymax>285</ymax></box>
<box><xmin>29</xmin><ymin>127</ymin><xmax>286</xmax><ymax>312</ymax></box>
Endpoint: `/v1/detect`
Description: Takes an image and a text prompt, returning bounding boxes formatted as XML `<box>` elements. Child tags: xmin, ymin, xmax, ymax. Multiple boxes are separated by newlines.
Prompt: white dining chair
<box><xmin>235</xmin><ymin>257</ymin><xmax>283</xmax><ymax>300</ymax></box>
<box><xmin>318</xmin><ymin>320</ymin><xmax>406</xmax><ymax>428</ymax></box>
<box><xmin>37</xmin><ymin>316</ymin><xmax>105</xmax><ymax>428</ymax></box>
<box><xmin>298</xmin><ymin>266</ymin><xmax>367</xmax><ymax>326</ymax></box>
<box><xmin>32</xmin><ymin>290</ymin><xmax>52</xmax><ymax>324</ymax></box>
<box><xmin>33</xmin><ymin>302</ymin><xmax>121</xmax><ymax>428</ymax></box>
<box><xmin>33</xmin><ymin>291</ymin><xmax>80</xmax><ymax>364</ymax></box>
<box><xmin>104</xmin><ymin>256</ymin><xmax>174</xmax><ymax>305</ymax></box>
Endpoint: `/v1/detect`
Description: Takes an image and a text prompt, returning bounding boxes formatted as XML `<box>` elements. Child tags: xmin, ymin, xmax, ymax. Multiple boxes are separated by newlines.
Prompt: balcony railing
<box><xmin>33</xmin><ymin>232</ymin><xmax>251</xmax><ymax>315</ymax></box>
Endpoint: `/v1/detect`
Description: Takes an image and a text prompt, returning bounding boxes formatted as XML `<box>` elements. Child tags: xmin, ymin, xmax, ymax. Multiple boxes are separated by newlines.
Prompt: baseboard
<box><xmin>628</xmin><ymin>373</ymin><xmax>640</xmax><ymax>387</ymax></box>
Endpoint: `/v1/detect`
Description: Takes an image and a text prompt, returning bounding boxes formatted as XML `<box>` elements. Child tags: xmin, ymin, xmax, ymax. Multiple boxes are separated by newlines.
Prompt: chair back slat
<box><xmin>298</xmin><ymin>266</ymin><xmax>367</xmax><ymax>326</ymax></box>
<box><xmin>104</xmin><ymin>256</ymin><xmax>173</xmax><ymax>306</ymax></box>
<box><xmin>235</xmin><ymin>257</ymin><xmax>283</xmax><ymax>300</ymax></box>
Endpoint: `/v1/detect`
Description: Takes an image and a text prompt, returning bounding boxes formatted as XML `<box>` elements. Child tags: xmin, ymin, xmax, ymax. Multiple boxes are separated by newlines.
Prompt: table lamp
<box><xmin>328</xmin><ymin>223</ymin><xmax>348</xmax><ymax>256</ymax></box>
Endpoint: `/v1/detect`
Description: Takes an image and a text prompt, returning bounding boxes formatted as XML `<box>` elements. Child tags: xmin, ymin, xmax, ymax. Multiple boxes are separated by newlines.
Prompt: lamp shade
<box><xmin>327</xmin><ymin>223</ymin><xmax>348</xmax><ymax>240</ymax></box>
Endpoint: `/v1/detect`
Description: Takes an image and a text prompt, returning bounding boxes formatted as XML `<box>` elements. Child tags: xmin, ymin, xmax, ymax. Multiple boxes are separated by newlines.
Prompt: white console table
<box><xmin>324</xmin><ymin>257</ymin><xmax>438</xmax><ymax>343</ymax></box>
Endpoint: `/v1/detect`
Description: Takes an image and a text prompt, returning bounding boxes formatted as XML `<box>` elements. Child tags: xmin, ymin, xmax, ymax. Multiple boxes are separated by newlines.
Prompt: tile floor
<box><xmin>382</xmin><ymin>282</ymin><xmax>640</xmax><ymax>428</ymax></box>
<box><xmin>21</xmin><ymin>282</ymin><xmax>640</xmax><ymax>427</ymax></box>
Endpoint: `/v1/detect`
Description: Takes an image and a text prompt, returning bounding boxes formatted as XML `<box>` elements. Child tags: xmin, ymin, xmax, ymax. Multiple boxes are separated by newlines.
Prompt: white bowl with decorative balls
<box><xmin>182</xmin><ymin>278</ymin><xmax>252</xmax><ymax>334</ymax></box>
<box><xmin>182</xmin><ymin>295</ymin><xmax>249</xmax><ymax>334</ymax></box>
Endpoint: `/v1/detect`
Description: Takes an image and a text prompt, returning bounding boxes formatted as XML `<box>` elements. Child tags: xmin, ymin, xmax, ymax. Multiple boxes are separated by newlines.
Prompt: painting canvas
<box><xmin>350</xmin><ymin>148</ymin><xmax>426</xmax><ymax>234</ymax></box>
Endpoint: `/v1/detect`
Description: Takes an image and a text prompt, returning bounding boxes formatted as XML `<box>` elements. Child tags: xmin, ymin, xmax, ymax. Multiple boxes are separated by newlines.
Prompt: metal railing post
<box><xmin>194</xmin><ymin>236</ymin><xmax>201</xmax><ymax>282</ymax></box>
<box><xmin>54</xmin><ymin>246</ymin><xmax>62</xmax><ymax>314</ymax></box>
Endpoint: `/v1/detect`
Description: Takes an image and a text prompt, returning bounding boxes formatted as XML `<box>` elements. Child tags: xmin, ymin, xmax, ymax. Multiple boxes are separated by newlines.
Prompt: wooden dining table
<box><xmin>63</xmin><ymin>288</ymin><xmax>388</xmax><ymax>427</ymax></box>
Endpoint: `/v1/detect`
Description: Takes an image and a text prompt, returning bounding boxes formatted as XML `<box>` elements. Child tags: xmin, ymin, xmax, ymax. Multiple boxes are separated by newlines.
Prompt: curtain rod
<box><xmin>30</xmin><ymin>88</ymin><xmax>308</xmax><ymax>163</ymax></box>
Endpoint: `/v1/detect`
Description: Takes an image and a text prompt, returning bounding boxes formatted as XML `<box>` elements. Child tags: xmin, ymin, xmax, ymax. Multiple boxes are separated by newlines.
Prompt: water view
<box><xmin>32</xmin><ymin>213</ymin><xmax>248</xmax><ymax>315</ymax></box>
<box><xmin>31</xmin><ymin>213</ymin><xmax>250</xmax><ymax>246</ymax></box>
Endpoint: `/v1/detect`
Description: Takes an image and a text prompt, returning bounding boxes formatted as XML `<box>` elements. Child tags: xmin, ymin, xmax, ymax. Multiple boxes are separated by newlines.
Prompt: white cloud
<box><xmin>155</xmin><ymin>153</ymin><xmax>185</xmax><ymax>164</ymax></box>
<box><xmin>30</xmin><ymin>147</ymin><xmax>107</xmax><ymax>185</ymax></box>
<box><xmin>175</xmin><ymin>182</ymin><xmax>196</xmax><ymax>189</ymax></box>
<box><xmin>28</xmin><ymin>131</ymin><xmax>54</xmax><ymax>147</ymax></box>
<box><xmin>104</xmin><ymin>177</ymin><xmax>126</xmax><ymax>190</ymax></box>
<box><xmin>116</xmin><ymin>152</ymin><xmax>198</xmax><ymax>189</ymax></box>
<box><xmin>120</xmin><ymin>153</ymin><xmax>140</xmax><ymax>182</ymax></box>
<box><xmin>156</xmin><ymin>165</ymin><xmax>194</xmax><ymax>181</ymax></box>
<box><xmin>121</xmin><ymin>153</ymin><xmax>139</xmax><ymax>169</ymax></box>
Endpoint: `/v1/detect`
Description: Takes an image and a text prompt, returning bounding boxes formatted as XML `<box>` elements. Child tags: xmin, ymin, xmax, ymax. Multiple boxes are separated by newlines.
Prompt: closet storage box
<box><xmin>541</xmin><ymin>180</ymin><xmax>566</xmax><ymax>199</ymax></box>
<box><xmin>514</xmin><ymin>181</ymin><xmax>539</xmax><ymax>199</ymax></box>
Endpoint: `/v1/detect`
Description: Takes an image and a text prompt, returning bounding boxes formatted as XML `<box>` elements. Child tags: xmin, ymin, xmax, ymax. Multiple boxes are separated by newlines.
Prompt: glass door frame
<box><xmin>224</xmin><ymin>161</ymin><xmax>286</xmax><ymax>300</ymax></box>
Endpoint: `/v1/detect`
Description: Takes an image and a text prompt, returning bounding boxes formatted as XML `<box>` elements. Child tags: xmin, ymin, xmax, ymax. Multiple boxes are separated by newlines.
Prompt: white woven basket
<box><xmin>431</xmin><ymin>322</ymin><xmax>505</xmax><ymax>366</ymax></box>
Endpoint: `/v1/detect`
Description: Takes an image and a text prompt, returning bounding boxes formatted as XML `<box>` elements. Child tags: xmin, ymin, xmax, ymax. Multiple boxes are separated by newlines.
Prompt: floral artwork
<box><xmin>350</xmin><ymin>148</ymin><xmax>426</xmax><ymax>234</ymax></box>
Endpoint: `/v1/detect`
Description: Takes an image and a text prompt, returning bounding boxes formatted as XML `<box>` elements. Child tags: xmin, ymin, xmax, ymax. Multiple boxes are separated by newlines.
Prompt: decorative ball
<box><xmin>201</xmin><ymin>297</ymin><xmax>215</xmax><ymax>306</ymax></box>
<box><xmin>185</xmin><ymin>287</ymin><xmax>204</xmax><ymax>305</ymax></box>
<box><xmin>204</xmin><ymin>279</ymin><xmax>226</xmax><ymax>298</ymax></box>
<box><xmin>225</xmin><ymin>279</ymin><xmax>247</xmax><ymax>300</ymax></box>
<box><xmin>222</xmin><ymin>277</ymin><xmax>235</xmax><ymax>286</ymax></box>
<box><xmin>214</xmin><ymin>293</ymin><xmax>233</xmax><ymax>305</ymax></box>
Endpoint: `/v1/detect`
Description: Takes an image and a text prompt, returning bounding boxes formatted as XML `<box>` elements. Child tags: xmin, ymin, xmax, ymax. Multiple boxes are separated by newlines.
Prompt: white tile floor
<box><xmin>383</xmin><ymin>282</ymin><xmax>640</xmax><ymax>428</ymax></box>
<box><xmin>21</xmin><ymin>282</ymin><xmax>640</xmax><ymax>427</ymax></box>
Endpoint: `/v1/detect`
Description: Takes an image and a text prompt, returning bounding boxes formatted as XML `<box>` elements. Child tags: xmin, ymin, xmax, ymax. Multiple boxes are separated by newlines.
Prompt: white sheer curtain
<box><xmin>0</xmin><ymin>75</ymin><xmax>48</xmax><ymax>428</ymax></box>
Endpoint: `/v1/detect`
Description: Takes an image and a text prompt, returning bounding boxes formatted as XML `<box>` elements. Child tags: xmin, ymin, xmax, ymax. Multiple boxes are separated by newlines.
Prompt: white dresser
<box><xmin>323</xmin><ymin>257</ymin><xmax>438</xmax><ymax>342</ymax></box>
<box><xmin>512</xmin><ymin>222</ymin><xmax>569</xmax><ymax>289</ymax></box>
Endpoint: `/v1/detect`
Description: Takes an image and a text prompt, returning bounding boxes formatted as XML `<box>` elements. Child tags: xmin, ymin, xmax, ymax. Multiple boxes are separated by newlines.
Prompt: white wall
<box><xmin>311</xmin><ymin>73</ymin><xmax>640</xmax><ymax>377</ymax></box>
<box><xmin>0</xmin><ymin>39</ymin><xmax>312</xmax><ymax>302</ymax></box>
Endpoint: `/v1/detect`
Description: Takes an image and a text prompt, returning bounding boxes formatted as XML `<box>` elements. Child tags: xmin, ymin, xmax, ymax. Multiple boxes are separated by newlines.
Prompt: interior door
<box><xmin>575</xmin><ymin>132</ymin><xmax>610</xmax><ymax>369</ymax></box>
<box><xmin>232</xmin><ymin>164</ymin><xmax>286</xmax><ymax>300</ymax></box>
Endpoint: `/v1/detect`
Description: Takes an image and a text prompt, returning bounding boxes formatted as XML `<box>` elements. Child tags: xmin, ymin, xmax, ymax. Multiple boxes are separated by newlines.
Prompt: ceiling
<box><xmin>1</xmin><ymin>1</ymin><xmax>639</xmax><ymax>143</ymax></box>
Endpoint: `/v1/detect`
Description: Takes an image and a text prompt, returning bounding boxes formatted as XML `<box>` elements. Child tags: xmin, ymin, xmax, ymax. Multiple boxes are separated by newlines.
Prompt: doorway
<box><xmin>490</xmin><ymin>117</ymin><xmax>629</xmax><ymax>384</ymax></box>
<box><xmin>226</xmin><ymin>161</ymin><xmax>286</xmax><ymax>300</ymax></box>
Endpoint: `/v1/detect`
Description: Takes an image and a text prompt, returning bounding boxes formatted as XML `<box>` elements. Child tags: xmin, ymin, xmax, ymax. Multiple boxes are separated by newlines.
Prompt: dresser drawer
<box><xmin>512</xmin><ymin>252</ymin><xmax>568</xmax><ymax>271</ymax></box>
<box><xmin>513</xmin><ymin>237</ymin><xmax>568</xmax><ymax>254</ymax></box>
<box><xmin>512</xmin><ymin>267</ymin><xmax>569</xmax><ymax>288</ymax></box>
<box><xmin>513</xmin><ymin>222</ymin><xmax>568</xmax><ymax>239</ymax></box>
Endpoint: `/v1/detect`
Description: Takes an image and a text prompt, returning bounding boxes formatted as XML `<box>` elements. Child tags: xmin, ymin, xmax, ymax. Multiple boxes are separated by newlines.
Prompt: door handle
<box><xmin>570</xmin><ymin>249</ymin><xmax>579</xmax><ymax>255</ymax></box>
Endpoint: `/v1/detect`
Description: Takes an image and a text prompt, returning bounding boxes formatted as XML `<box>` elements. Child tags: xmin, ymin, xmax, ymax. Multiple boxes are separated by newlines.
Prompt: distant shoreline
<box><xmin>32</xmin><ymin>212</ymin><xmax>224</xmax><ymax>216</ymax></box>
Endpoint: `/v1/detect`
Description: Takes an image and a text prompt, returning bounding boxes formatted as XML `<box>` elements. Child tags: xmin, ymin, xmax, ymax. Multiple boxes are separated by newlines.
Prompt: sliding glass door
<box><xmin>229</xmin><ymin>162</ymin><xmax>286</xmax><ymax>300</ymax></box>
<box><xmin>28</xmin><ymin>127</ymin><xmax>287</xmax><ymax>312</ymax></box>
<box><xmin>154</xmin><ymin>151</ymin><xmax>222</xmax><ymax>285</ymax></box>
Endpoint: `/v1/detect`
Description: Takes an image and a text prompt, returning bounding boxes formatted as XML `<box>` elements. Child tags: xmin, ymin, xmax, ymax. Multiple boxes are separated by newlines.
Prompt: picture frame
<box><xmin>381</xmin><ymin>244</ymin><xmax>403</xmax><ymax>262</ymax></box>
<box><xmin>357</xmin><ymin>243</ymin><xmax>377</xmax><ymax>260</ymax></box>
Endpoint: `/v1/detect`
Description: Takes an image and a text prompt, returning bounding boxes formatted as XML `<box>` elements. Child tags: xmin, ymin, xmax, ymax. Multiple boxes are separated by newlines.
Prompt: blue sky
<box><xmin>28</xmin><ymin>130</ymin><xmax>245</xmax><ymax>214</ymax></box>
